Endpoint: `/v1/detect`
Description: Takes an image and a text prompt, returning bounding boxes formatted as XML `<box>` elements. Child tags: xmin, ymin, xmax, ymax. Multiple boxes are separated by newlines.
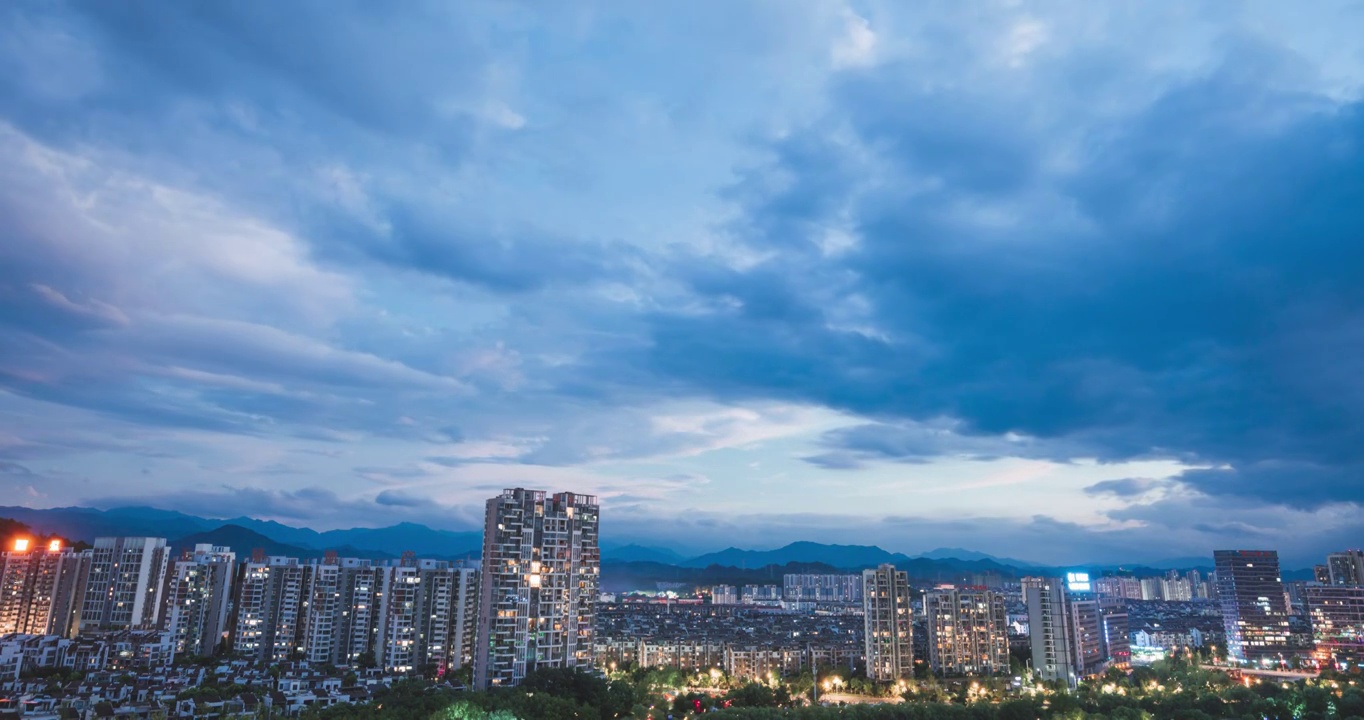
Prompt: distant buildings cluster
<box><xmin>1092</xmin><ymin>570</ymin><xmax>1212</xmax><ymax>602</ymax></box>
<box><xmin>1021</xmin><ymin>574</ymin><xmax>1129</xmax><ymax>689</ymax></box>
<box><xmin>7</xmin><ymin>495</ymin><xmax>1364</xmax><ymax>701</ymax></box>
<box><xmin>0</xmin><ymin>488</ymin><xmax>600</xmax><ymax>693</ymax></box>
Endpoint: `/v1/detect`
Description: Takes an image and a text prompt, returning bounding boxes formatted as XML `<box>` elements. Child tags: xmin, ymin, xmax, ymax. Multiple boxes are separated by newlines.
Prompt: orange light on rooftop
<box><xmin>48</xmin><ymin>539</ymin><xmax>61</xmax><ymax>552</ymax></box>
<box><xmin>13</xmin><ymin>538</ymin><xmax>30</xmax><ymax>552</ymax></box>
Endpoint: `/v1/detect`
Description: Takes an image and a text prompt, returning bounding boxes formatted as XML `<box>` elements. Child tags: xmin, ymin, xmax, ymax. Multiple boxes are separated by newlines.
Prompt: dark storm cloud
<box><xmin>84</xmin><ymin>485</ymin><xmax>480</xmax><ymax>531</ymax></box>
<box><xmin>642</xmin><ymin>54</ymin><xmax>1364</xmax><ymax>508</ymax></box>
<box><xmin>2</xmin><ymin>0</ymin><xmax>1363</xmax><ymax>551</ymax></box>
<box><xmin>374</xmin><ymin>489</ymin><xmax>427</xmax><ymax>508</ymax></box>
<box><xmin>336</xmin><ymin>206</ymin><xmax>644</xmax><ymax>293</ymax></box>
<box><xmin>0</xmin><ymin>461</ymin><xmax>35</xmax><ymax>477</ymax></box>
<box><xmin>1084</xmin><ymin>478</ymin><xmax>1159</xmax><ymax>498</ymax></box>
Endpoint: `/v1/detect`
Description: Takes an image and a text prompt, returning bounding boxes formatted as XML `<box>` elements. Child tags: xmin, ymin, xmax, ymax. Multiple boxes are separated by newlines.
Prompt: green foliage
<box><xmin>297</xmin><ymin>658</ymin><xmax>1364</xmax><ymax>720</ymax></box>
<box><xmin>301</xmin><ymin>679</ymin><xmax>460</xmax><ymax>720</ymax></box>
<box><xmin>21</xmin><ymin>666</ymin><xmax>84</xmax><ymax>684</ymax></box>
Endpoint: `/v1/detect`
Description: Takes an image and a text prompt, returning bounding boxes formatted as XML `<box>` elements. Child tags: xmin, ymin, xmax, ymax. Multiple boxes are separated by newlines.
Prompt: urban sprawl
<box><xmin>1</xmin><ymin>488</ymin><xmax>1362</xmax><ymax>719</ymax></box>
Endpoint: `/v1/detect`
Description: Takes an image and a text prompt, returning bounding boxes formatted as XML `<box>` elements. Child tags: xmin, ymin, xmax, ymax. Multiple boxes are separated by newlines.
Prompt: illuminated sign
<box><xmin>48</xmin><ymin>539</ymin><xmax>61</xmax><ymax>552</ymax></box>
<box><xmin>1066</xmin><ymin>572</ymin><xmax>1091</xmax><ymax>592</ymax></box>
<box><xmin>13</xmin><ymin>538</ymin><xmax>29</xmax><ymax>553</ymax></box>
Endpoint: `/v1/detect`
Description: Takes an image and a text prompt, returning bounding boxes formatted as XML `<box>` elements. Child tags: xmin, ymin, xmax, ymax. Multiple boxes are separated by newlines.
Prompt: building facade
<box><xmin>783</xmin><ymin>574</ymin><xmax>863</xmax><ymax>604</ymax></box>
<box><xmin>711</xmin><ymin>585</ymin><xmax>739</xmax><ymax>605</ymax></box>
<box><xmin>233</xmin><ymin>556</ymin><xmax>311</xmax><ymax>665</ymax></box>
<box><xmin>0</xmin><ymin>539</ymin><xmax>89</xmax><ymax>638</ymax></box>
<box><xmin>862</xmin><ymin>564</ymin><xmax>912</xmax><ymax>680</ymax></box>
<box><xmin>1305</xmin><ymin>585</ymin><xmax>1364</xmax><ymax>663</ymax></box>
<box><xmin>1023</xmin><ymin>577</ymin><xmax>1077</xmax><ymax>689</ymax></box>
<box><xmin>1213</xmin><ymin>550</ymin><xmax>1291</xmax><ymax>664</ymax></box>
<box><xmin>1328</xmin><ymin>551</ymin><xmax>1364</xmax><ymax>587</ymax></box>
<box><xmin>1094</xmin><ymin>576</ymin><xmax>1142</xmax><ymax>602</ymax></box>
<box><xmin>473</xmin><ymin>488</ymin><xmax>600</xmax><ymax>689</ymax></box>
<box><xmin>162</xmin><ymin>544</ymin><xmax>236</xmax><ymax>657</ymax></box>
<box><xmin>79</xmin><ymin>537</ymin><xmax>170</xmax><ymax>632</ymax></box>
<box><xmin>381</xmin><ymin>558</ymin><xmax>478</xmax><ymax>675</ymax></box>
<box><xmin>1067</xmin><ymin>595</ymin><xmax>1105</xmax><ymax>676</ymax></box>
<box><xmin>1099</xmin><ymin>607</ymin><xmax>1131</xmax><ymax>669</ymax></box>
<box><xmin>923</xmin><ymin>587</ymin><xmax>1008</xmax><ymax>676</ymax></box>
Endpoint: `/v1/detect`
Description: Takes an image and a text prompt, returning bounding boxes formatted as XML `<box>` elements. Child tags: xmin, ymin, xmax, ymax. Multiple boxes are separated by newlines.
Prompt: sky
<box><xmin>2</xmin><ymin>1</ymin><xmax>1364</xmax><ymax>566</ymax></box>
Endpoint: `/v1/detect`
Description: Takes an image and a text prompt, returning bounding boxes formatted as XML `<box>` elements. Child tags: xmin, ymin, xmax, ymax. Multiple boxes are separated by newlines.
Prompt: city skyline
<box><xmin>4</xmin><ymin>2</ymin><xmax>1364</xmax><ymax>564</ymax></box>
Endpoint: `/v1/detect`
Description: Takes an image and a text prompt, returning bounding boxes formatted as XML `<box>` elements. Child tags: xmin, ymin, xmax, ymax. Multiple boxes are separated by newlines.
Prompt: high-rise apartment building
<box><xmin>1139</xmin><ymin>577</ymin><xmax>1164</xmax><ymax>601</ymax></box>
<box><xmin>301</xmin><ymin>557</ymin><xmax>346</xmax><ymax>666</ymax></box>
<box><xmin>1214</xmin><ymin>550</ymin><xmax>1291</xmax><ymax>664</ymax></box>
<box><xmin>1099</xmin><ymin>607</ymin><xmax>1130</xmax><ymax>669</ymax></box>
<box><xmin>1305</xmin><ymin>585</ymin><xmax>1364</xmax><ymax>663</ymax></box>
<box><xmin>162</xmin><ymin>544</ymin><xmax>236</xmax><ymax>657</ymax></box>
<box><xmin>434</xmin><ymin>563</ymin><xmax>479</xmax><ymax>675</ymax></box>
<box><xmin>1316</xmin><ymin>565</ymin><xmax>1333</xmax><ymax>584</ymax></box>
<box><xmin>862</xmin><ymin>564</ymin><xmax>913</xmax><ymax>680</ymax></box>
<box><xmin>741</xmin><ymin>585</ymin><xmax>783</xmax><ymax>605</ymax></box>
<box><xmin>923</xmin><ymin>587</ymin><xmax>1008</xmax><ymax>676</ymax></box>
<box><xmin>1067</xmin><ymin>594</ymin><xmax>1105</xmax><ymax>676</ymax></box>
<box><xmin>1094</xmin><ymin>576</ymin><xmax>1141</xmax><ymax>602</ymax></box>
<box><xmin>233</xmin><ymin>556</ymin><xmax>311</xmax><ymax>664</ymax></box>
<box><xmin>0</xmin><ymin>539</ymin><xmax>90</xmax><ymax>637</ymax></box>
<box><xmin>711</xmin><ymin>585</ymin><xmax>738</xmax><ymax>605</ymax></box>
<box><xmin>381</xmin><ymin>557</ymin><xmax>479</xmax><ymax>675</ymax></box>
<box><xmin>783</xmin><ymin>574</ymin><xmax>863</xmax><ymax>604</ymax></box>
<box><xmin>1186</xmin><ymin>570</ymin><xmax>1211</xmax><ymax>600</ymax></box>
<box><xmin>1162</xmin><ymin>578</ymin><xmax>1193</xmax><ymax>602</ymax></box>
<box><xmin>1327</xmin><ymin>551</ymin><xmax>1364</xmax><ymax>587</ymax></box>
<box><xmin>473</xmin><ymin>488</ymin><xmax>600</xmax><ymax>689</ymax></box>
<box><xmin>79</xmin><ymin>537</ymin><xmax>170</xmax><ymax>632</ymax></box>
<box><xmin>1024</xmin><ymin>574</ymin><xmax>1113</xmax><ymax>687</ymax></box>
<box><xmin>332</xmin><ymin>558</ymin><xmax>385</xmax><ymax>667</ymax></box>
<box><xmin>1023</xmin><ymin>577</ymin><xmax>1076</xmax><ymax>688</ymax></box>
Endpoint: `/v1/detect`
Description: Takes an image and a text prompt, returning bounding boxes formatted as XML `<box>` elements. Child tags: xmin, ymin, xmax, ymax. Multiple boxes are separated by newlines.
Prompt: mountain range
<box><xmin>0</xmin><ymin>506</ymin><xmax>482</xmax><ymax>560</ymax></box>
<box><xmin>0</xmin><ymin>505</ymin><xmax>1226</xmax><ymax>580</ymax></box>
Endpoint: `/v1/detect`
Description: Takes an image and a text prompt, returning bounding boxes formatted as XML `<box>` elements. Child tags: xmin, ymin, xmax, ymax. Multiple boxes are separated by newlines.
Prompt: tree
<box><xmin>725</xmin><ymin>683</ymin><xmax>778</xmax><ymax>708</ymax></box>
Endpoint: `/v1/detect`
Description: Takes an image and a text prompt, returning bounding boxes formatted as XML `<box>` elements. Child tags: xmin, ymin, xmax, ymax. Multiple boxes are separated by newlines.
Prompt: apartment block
<box><xmin>232</xmin><ymin>556</ymin><xmax>310</xmax><ymax>664</ymax></box>
<box><xmin>79</xmin><ymin>537</ymin><xmax>170</xmax><ymax>632</ymax></box>
<box><xmin>473</xmin><ymin>488</ymin><xmax>600</xmax><ymax>689</ymax></box>
<box><xmin>1328</xmin><ymin>551</ymin><xmax>1364</xmax><ymax>587</ymax></box>
<box><xmin>0</xmin><ymin>539</ymin><xmax>90</xmax><ymax>638</ymax></box>
<box><xmin>783</xmin><ymin>574</ymin><xmax>863</xmax><ymax>604</ymax></box>
<box><xmin>162</xmin><ymin>544</ymin><xmax>236</xmax><ymax>657</ymax></box>
<box><xmin>1023</xmin><ymin>577</ymin><xmax>1077</xmax><ymax>689</ymax></box>
<box><xmin>862</xmin><ymin>564</ymin><xmax>912</xmax><ymax>681</ymax></box>
<box><xmin>923</xmin><ymin>587</ymin><xmax>1009</xmax><ymax>676</ymax></box>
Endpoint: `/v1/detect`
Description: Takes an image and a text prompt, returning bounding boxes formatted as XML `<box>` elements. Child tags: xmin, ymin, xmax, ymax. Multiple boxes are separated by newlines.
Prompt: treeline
<box><xmin>0</xmin><ymin>518</ymin><xmax>85</xmax><ymax>551</ymax></box>
<box><xmin>300</xmin><ymin>658</ymin><xmax>1364</xmax><ymax>720</ymax></box>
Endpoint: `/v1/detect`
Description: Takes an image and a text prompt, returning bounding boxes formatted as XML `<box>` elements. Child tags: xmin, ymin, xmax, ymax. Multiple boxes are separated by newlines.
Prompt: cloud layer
<box><xmin>3</xmin><ymin>1</ymin><xmax>1364</xmax><ymax>565</ymax></box>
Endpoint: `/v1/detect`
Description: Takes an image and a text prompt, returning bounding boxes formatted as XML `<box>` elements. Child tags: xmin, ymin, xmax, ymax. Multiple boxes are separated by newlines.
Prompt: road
<box><xmin>818</xmin><ymin>692</ymin><xmax>902</xmax><ymax>705</ymax></box>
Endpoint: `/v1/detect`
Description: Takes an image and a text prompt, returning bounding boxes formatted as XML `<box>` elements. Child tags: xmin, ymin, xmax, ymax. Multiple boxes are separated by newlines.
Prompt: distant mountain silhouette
<box><xmin>0</xmin><ymin>506</ymin><xmax>1241</xmax><ymax>575</ymax></box>
<box><xmin>170</xmin><ymin>525</ymin><xmax>318</xmax><ymax>559</ymax></box>
<box><xmin>0</xmin><ymin>506</ymin><xmax>214</xmax><ymax>542</ymax></box>
<box><xmin>0</xmin><ymin>506</ymin><xmax>481</xmax><ymax>559</ymax></box>
<box><xmin>170</xmin><ymin>525</ymin><xmax>409</xmax><ymax>561</ymax></box>
<box><xmin>1146</xmin><ymin>556</ymin><xmax>1217</xmax><ymax>570</ymax></box>
<box><xmin>682</xmin><ymin>542</ymin><xmax>912</xmax><ymax>569</ymax></box>
<box><xmin>603</xmin><ymin>543</ymin><xmax>685</xmax><ymax>564</ymax></box>
<box><xmin>918</xmin><ymin>547</ymin><xmax>1044</xmax><ymax>567</ymax></box>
